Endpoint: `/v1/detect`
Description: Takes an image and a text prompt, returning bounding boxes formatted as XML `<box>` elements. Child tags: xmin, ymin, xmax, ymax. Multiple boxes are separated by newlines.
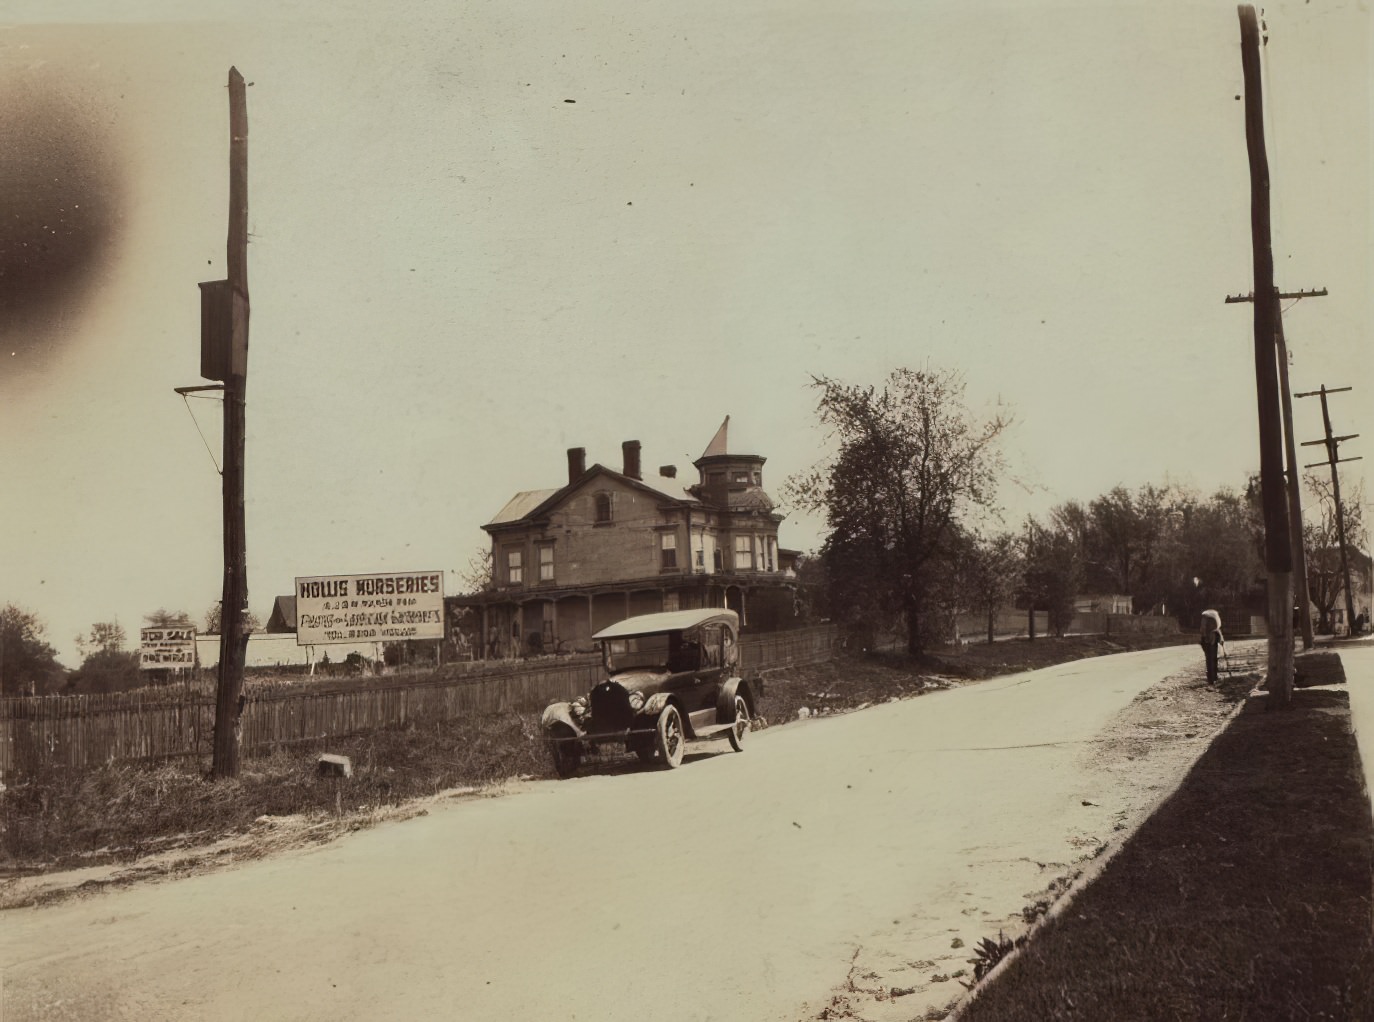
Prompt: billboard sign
<box><xmin>140</xmin><ymin>626</ymin><xmax>197</xmax><ymax>669</ymax></box>
<box><xmin>294</xmin><ymin>571</ymin><xmax>445</xmax><ymax>645</ymax></box>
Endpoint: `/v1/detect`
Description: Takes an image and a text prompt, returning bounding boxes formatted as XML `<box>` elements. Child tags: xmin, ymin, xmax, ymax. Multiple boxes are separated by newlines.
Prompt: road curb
<box><xmin>945</xmin><ymin>676</ymin><xmax>1256</xmax><ymax>1021</ymax></box>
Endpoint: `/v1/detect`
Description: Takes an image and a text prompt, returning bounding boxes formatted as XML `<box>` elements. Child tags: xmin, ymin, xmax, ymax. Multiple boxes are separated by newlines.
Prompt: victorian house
<box><xmin>450</xmin><ymin>418</ymin><xmax>802</xmax><ymax>658</ymax></box>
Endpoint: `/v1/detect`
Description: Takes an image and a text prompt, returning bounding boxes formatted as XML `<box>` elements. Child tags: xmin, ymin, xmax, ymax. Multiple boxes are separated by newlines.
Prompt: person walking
<box><xmin>1200</xmin><ymin>609</ymin><xmax>1225</xmax><ymax>683</ymax></box>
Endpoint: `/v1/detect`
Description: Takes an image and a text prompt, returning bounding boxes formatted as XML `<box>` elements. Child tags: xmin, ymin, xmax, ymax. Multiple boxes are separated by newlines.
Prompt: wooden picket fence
<box><xmin>0</xmin><ymin>626</ymin><xmax>840</xmax><ymax>776</ymax></box>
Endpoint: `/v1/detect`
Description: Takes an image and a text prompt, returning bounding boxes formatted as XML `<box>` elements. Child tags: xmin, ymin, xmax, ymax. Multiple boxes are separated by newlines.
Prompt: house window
<box><xmin>660</xmin><ymin>532</ymin><xmax>678</xmax><ymax>569</ymax></box>
<box><xmin>663</xmin><ymin>592</ymin><xmax>680</xmax><ymax>612</ymax></box>
<box><xmin>713</xmin><ymin>548</ymin><xmax>723</xmax><ymax>572</ymax></box>
<box><xmin>732</xmin><ymin>471</ymin><xmax>749</xmax><ymax>484</ymax></box>
<box><xmin>692</xmin><ymin>531</ymin><xmax>705</xmax><ymax>571</ymax></box>
<box><xmin>506</xmin><ymin>548</ymin><xmax>523</xmax><ymax>584</ymax></box>
<box><xmin>594</xmin><ymin>492</ymin><xmax>613</xmax><ymax>523</ymax></box>
<box><xmin>766</xmin><ymin>536</ymin><xmax>777</xmax><ymax>572</ymax></box>
<box><xmin>735</xmin><ymin>535</ymin><xmax>754</xmax><ymax>571</ymax></box>
<box><xmin>538</xmin><ymin>543</ymin><xmax>555</xmax><ymax>582</ymax></box>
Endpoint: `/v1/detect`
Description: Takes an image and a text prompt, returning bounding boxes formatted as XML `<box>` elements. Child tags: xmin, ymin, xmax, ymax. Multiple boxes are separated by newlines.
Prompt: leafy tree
<box><xmin>1020</xmin><ymin>520</ymin><xmax>1080</xmax><ymax>638</ymax></box>
<box><xmin>145</xmin><ymin>608</ymin><xmax>194</xmax><ymax>628</ymax></box>
<box><xmin>786</xmin><ymin>367</ymin><xmax>1011</xmax><ymax>655</ymax></box>
<box><xmin>203</xmin><ymin>603</ymin><xmax>261</xmax><ymax>635</ymax></box>
<box><xmin>964</xmin><ymin>531</ymin><xmax>1024</xmax><ymax>643</ymax></box>
<box><xmin>68</xmin><ymin>619</ymin><xmax>143</xmax><ymax>693</ymax></box>
<box><xmin>1045</xmin><ymin>483</ymin><xmax>1264</xmax><ymax>627</ymax></box>
<box><xmin>0</xmin><ymin>604</ymin><xmax>66</xmax><ymax>696</ymax></box>
<box><xmin>1158</xmin><ymin>487</ymin><xmax>1264</xmax><ymax>623</ymax></box>
<box><xmin>1304</xmin><ymin>475</ymin><xmax>1368</xmax><ymax>633</ymax></box>
<box><xmin>1059</xmin><ymin>483</ymin><xmax>1174</xmax><ymax>603</ymax></box>
<box><xmin>66</xmin><ymin>648</ymin><xmax>141</xmax><ymax>694</ymax></box>
<box><xmin>75</xmin><ymin>621</ymin><xmax>128</xmax><ymax>660</ymax></box>
<box><xmin>457</xmin><ymin>548</ymin><xmax>494</xmax><ymax>594</ymax></box>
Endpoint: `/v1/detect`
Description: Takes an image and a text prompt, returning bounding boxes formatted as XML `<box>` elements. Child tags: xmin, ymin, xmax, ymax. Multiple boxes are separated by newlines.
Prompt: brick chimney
<box><xmin>567</xmin><ymin>447</ymin><xmax>586</xmax><ymax>485</ymax></box>
<box><xmin>622</xmin><ymin>440</ymin><xmax>642</xmax><ymax>480</ymax></box>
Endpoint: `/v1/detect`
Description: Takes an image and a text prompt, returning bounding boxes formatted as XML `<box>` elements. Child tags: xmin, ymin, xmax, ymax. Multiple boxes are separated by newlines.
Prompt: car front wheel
<box><xmin>727</xmin><ymin>694</ymin><xmax>750</xmax><ymax>752</ymax></box>
<box><xmin>655</xmin><ymin>704</ymin><xmax>685</xmax><ymax>769</ymax></box>
<box><xmin>548</xmin><ymin>724</ymin><xmax>582</xmax><ymax>778</ymax></box>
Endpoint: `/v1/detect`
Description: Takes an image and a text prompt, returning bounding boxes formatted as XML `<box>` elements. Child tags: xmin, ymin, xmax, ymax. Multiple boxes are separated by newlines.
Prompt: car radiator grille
<box><xmin>589</xmin><ymin>682</ymin><xmax>635</xmax><ymax>732</ymax></box>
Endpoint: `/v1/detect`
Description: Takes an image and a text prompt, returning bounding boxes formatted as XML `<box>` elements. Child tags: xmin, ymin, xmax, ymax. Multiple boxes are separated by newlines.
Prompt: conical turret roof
<box><xmin>701</xmin><ymin>416</ymin><xmax>730</xmax><ymax>458</ymax></box>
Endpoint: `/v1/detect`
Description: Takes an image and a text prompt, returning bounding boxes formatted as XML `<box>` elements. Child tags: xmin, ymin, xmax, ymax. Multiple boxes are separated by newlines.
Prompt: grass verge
<box><xmin>1</xmin><ymin>712</ymin><xmax>548</xmax><ymax>876</ymax></box>
<box><xmin>956</xmin><ymin>685</ymin><xmax>1374</xmax><ymax>1021</ymax></box>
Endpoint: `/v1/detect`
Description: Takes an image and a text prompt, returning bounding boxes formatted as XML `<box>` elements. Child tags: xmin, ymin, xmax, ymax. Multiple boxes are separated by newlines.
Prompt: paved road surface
<box><xmin>0</xmin><ymin>645</ymin><xmax>1205</xmax><ymax>1022</ymax></box>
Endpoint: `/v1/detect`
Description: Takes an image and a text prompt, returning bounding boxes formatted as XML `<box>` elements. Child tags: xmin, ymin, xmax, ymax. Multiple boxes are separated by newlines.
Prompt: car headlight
<box><xmin>627</xmin><ymin>690</ymin><xmax>645</xmax><ymax>711</ymax></box>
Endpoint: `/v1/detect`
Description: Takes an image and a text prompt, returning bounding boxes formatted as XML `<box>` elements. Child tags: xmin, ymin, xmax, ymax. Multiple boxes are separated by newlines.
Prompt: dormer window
<box><xmin>732</xmin><ymin>471</ymin><xmax>749</xmax><ymax>484</ymax></box>
<box><xmin>594</xmin><ymin>492</ymin><xmax>613</xmax><ymax>523</ymax></box>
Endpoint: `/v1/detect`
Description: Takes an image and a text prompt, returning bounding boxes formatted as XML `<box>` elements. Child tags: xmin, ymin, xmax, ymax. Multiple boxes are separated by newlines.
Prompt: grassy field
<box><xmin>956</xmin><ymin>684</ymin><xmax>1374</xmax><ymax>1021</ymax></box>
<box><xmin>1</xmin><ymin>633</ymin><xmax>1193</xmax><ymax>880</ymax></box>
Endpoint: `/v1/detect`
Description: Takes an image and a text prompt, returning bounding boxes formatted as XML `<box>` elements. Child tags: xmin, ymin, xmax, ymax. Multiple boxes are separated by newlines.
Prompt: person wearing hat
<box><xmin>1200</xmin><ymin>609</ymin><xmax>1224</xmax><ymax>683</ymax></box>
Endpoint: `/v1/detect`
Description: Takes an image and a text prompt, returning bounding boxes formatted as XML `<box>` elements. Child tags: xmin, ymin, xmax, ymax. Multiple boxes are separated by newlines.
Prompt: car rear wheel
<box><xmin>655</xmin><ymin>705</ymin><xmax>685</xmax><ymax>769</ymax></box>
<box><xmin>548</xmin><ymin>724</ymin><xmax>582</xmax><ymax>778</ymax></box>
<box><xmin>727</xmin><ymin>694</ymin><xmax>750</xmax><ymax>752</ymax></box>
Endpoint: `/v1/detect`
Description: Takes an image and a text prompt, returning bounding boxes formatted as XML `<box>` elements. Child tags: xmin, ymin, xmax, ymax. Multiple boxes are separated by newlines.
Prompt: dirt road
<box><xmin>0</xmin><ymin>644</ymin><xmax>1229</xmax><ymax>1022</ymax></box>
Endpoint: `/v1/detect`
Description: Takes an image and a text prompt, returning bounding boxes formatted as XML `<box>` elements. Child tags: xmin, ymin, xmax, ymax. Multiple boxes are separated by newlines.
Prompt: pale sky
<box><xmin>2</xmin><ymin>1</ymin><xmax>1370</xmax><ymax>666</ymax></box>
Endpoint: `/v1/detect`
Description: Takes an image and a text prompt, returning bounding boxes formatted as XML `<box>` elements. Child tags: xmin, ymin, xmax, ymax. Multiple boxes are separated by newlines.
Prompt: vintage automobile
<box><xmin>541</xmin><ymin>608</ymin><xmax>757</xmax><ymax>776</ymax></box>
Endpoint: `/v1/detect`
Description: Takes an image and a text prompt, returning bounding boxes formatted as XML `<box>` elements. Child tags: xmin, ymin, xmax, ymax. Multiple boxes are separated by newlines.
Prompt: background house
<box><xmin>449</xmin><ymin>418</ymin><xmax>804</xmax><ymax>658</ymax></box>
<box><xmin>1073</xmin><ymin>594</ymin><xmax>1133</xmax><ymax>615</ymax></box>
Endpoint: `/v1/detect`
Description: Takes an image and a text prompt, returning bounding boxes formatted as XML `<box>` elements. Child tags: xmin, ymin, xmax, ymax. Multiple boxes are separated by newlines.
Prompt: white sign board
<box><xmin>140</xmin><ymin>626</ymin><xmax>197</xmax><ymax>669</ymax></box>
<box><xmin>295</xmin><ymin>571</ymin><xmax>445</xmax><ymax>645</ymax></box>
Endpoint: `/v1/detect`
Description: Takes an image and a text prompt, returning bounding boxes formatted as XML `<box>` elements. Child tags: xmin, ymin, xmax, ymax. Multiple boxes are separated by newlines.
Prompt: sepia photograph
<box><xmin>2</xmin><ymin>1</ymin><xmax>1372</xmax><ymax>1018</ymax></box>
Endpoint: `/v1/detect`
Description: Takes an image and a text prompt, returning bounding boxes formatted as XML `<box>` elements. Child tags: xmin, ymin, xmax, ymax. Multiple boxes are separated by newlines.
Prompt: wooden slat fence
<box><xmin>0</xmin><ymin>626</ymin><xmax>839</xmax><ymax>776</ymax></box>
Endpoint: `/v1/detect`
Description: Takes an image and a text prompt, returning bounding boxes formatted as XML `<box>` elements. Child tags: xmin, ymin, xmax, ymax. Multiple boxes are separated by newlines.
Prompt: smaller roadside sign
<box><xmin>140</xmin><ymin>626</ymin><xmax>197</xmax><ymax>669</ymax></box>
<box><xmin>294</xmin><ymin>571</ymin><xmax>445</xmax><ymax>646</ymax></box>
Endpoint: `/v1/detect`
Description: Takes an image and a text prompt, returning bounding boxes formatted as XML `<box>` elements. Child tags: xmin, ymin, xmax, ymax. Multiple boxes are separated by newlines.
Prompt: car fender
<box><xmin>541</xmin><ymin>702</ymin><xmax>583</xmax><ymax>736</ymax></box>
<box><xmin>643</xmin><ymin>693</ymin><xmax>701</xmax><ymax>738</ymax></box>
<box><xmin>643</xmin><ymin>691</ymin><xmax>674</xmax><ymax>718</ymax></box>
<box><xmin>716</xmin><ymin>677</ymin><xmax>756</xmax><ymax>723</ymax></box>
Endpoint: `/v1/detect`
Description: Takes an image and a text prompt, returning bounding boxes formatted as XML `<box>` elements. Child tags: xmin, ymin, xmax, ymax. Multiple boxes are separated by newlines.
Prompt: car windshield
<box><xmin>603</xmin><ymin>632</ymin><xmax>673</xmax><ymax>674</ymax></box>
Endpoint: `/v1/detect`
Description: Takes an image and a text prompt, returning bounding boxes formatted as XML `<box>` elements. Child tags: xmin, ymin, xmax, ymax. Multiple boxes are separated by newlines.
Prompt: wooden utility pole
<box><xmin>212</xmin><ymin>67</ymin><xmax>251</xmax><ymax>779</ymax></box>
<box><xmin>1296</xmin><ymin>385</ymin><xmax>1362</xmax><ymax>636</ymax></box>
<box><xmin>1225</xmin><ymin>288</ymin><xmax>1326</xmax><ymax>649</ymax></box>
<box><xmin>1237</xmin><ymin>6</ymin><xmax>1294</xmax><ymax>704</ymax></box>
<box><xmin>1275</xmin><ymin>313</ymin><xmax>1313</xmax><ymax>649</ymax></box>
<box><xmin>1025</xmin><ymin>518</ymin><xmax>1036</xmax><ymax>642</ymax></box>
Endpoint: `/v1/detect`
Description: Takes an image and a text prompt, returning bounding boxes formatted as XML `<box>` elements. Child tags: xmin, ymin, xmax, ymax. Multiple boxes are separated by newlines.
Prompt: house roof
<box><xmin>487</xmin><ymin>489</ymin><xmax>561</xmax><ymax>526</ymax></box>
<box><xmin>265</xmin><ymin>595</ymin><xmax>297</xmax><ymax>633</ymax></box>
<box><xmin>484</xmin><ymin>466</ymin><xmax>697</xmax><ymax>532</ymax></box>
<box><xmin>702</xmin><ymin>416</ymin><xmax>730</xmax><ymax>458</ymax></box>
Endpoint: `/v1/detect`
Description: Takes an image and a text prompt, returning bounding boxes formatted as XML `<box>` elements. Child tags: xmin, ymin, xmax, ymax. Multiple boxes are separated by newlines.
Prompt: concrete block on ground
<box><xmin>317</xmin><ymin>754</ymin><xmax>353</xmax><ymax>778</ymax></box>
<box><xmin>1294</xmin><ymin>651</ymin><xmax>1346</xmax><ymax>688</ymax></box>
